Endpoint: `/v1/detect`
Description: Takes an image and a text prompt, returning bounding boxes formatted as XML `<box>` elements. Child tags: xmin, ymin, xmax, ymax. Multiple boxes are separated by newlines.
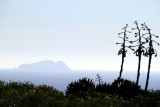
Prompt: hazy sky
<box><xmin>0</xmin><ymin>0</ymin><xmax>160</xmax><ymax>71</ymax></box>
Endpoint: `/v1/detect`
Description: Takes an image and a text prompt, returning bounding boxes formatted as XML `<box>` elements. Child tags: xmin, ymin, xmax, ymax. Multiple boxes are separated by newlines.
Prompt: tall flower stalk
<box><xmin>116</xmin><ymin>24</ymin><xmax>131</xmax><ymax>79</ymax></box>
<box><xmin>131</xmin><ymin>21</ymin><xmax>147</xmax><ymax>85</ymax></box>
<box><xmin>141</xmin><ymin>23</ymin><xmax>159</xmax><ymax>91</ymax></box>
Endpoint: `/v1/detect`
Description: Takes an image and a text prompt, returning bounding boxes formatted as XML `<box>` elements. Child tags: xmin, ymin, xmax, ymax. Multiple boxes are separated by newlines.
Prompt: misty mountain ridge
<box><xmin>17</xmin><ymin>60</ymin><xmax>71</xmax><ymax>72</ymax></box>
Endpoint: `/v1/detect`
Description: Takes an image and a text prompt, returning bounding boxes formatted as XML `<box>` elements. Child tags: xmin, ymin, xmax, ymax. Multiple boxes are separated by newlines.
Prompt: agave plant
<box><xmin>141</xmin><ymin>23</ymin><xmax>160</xmax><ymax>91</ymax></box>
<box><xmin>96</xmin><ymin>82</ymin><xmax>112</xmax><ymax>94</ymax></box>
<box><xmin>65</xmin><ymin>77</ymin><xmax>96</xmax><ymax>98</ymax></box>
<box><xmin>111</xmin><ymin>78</ymin><xmax>142</xmax><ymax>98</ymax></box>
<box><xmin>129</xmin><ymin>21</ymin><xmax>148</xmax><ymax>86</ymax></box>
<box><xmin>116</xmin><ymin>24</ymin><xmax>131</xmax><ymax>79</ymax></box>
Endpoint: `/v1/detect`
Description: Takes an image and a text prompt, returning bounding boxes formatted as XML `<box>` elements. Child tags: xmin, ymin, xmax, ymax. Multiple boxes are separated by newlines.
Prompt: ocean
<box><xmin>0</xmin><ymin>69</ymin><xmax>159</xmax><ymax>92</ymax></box>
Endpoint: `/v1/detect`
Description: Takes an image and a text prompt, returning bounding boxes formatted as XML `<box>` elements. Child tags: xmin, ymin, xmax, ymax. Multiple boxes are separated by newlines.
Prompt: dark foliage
<box><xmin>66</xmin><ymin>77</ymin><xmax>144</xmax><ymax>99</ymax></box>
<box><xmin>96</xmin><ymin>78</ymin><xmax>144</xmax><ymax>98</ymax></box>
<box><xmin>65</xmin><ymin>77</ymin><xmax>96</xmax><ymax>98</ymax></box>
<box><xmin>0</xmin><ymin>81</ymin><xmax>64</xmax><ymax>106</ymax></box>
<box><xmin>111</xmin><ymin>78</ymin><xmax>143</xmax><ymax>98</ymax></box>
<box><xmin>1</xmin><ymin>80</ymin><xmax>160</xmax><ymax>106</ymax></box>
<box><xmin>96</xmin><ymin>82</ymin><xmax>112</xmax><ymax>94</ymax></box>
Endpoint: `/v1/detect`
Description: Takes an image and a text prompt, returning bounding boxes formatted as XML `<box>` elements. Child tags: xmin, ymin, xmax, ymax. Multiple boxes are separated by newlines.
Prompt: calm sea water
<box><xmin>0</xmin><ymin>69</ymin><xmax>159</xmax><ymax>92</ymax></box>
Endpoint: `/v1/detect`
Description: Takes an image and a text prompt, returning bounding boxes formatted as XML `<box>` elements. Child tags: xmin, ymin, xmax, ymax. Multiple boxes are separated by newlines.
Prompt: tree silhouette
<box><xmin>141</xmin><ymin>23</ymin><xmax>160</xmax><ymax>91</ymax></box>
<box><xmin>130</xmin><ymin>21</ymin><xmax>147</xmax><ymax>85</ymax></box>
<box><xmin>116</xmin><ymin>24</ymin><xmax>131</xmax><ymax>79</ymax></box>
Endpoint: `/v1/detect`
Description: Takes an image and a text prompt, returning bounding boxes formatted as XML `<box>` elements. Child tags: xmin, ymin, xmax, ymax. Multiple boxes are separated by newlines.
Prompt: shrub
<box><xmin>96</xmin><ymin>82</ymin><xmax>112</xmax><ymax>94</ymax></box>
<box><xmin>17</xmin><ymin>85</ymin><xmax>64</xmax><ymax>107</ymax></box>
<box><xmin>65</xmin><ymin>77</ymin><xmax>96</xmax><ymax>98</ymax></box>
<box><xmin>111</xmin><ymin>78</ymin><xmax>143</xmax><ymax>98</ymax></box>
<box><xmin>0</xmin><ymin>81</ymin><xmax>64</xmax><ymax>106</ymax></box>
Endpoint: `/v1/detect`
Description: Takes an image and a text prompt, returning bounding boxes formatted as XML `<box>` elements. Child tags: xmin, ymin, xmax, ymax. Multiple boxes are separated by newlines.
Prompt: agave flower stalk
<box><xmin>141</xmin><ymin>23</ymin><xmax>160</xmax><ymax>91</ymax></box>
<box><xmin>116</xmin><ymin>24</ymin><xmax>131</xmax><ymax>79</ymax></box>
<box><xmin>131</xmin><ymin>21</ymin><xmax>147</xmax><ymax>86</ymax></box>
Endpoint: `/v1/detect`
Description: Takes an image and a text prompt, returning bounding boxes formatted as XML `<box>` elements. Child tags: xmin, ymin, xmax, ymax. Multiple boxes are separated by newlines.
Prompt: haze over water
<box><xmin>0</xmin><ymin>60</ymin><xmax>159</xmax><ymax>92</ymax></box>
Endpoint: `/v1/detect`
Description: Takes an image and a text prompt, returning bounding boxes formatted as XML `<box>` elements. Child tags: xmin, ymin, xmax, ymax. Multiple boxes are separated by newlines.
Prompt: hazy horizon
<box><xmin>0</xmin><ymin>60</ymin><xmax>159</xmax><ymax>72</ymax></box>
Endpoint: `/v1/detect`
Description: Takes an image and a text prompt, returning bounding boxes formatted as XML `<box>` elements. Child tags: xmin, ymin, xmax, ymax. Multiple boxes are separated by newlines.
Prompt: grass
<box><xmin>0</xmin><ymin>80</ymin><xmax>160</xmax><ymax>107</ymax></box>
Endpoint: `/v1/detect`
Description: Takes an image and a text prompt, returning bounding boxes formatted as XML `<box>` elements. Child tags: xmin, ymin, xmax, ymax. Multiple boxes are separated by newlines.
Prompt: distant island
<box><xmin>17</xmin><ymin>60</ymin><xmax>71</xmax><ymax>72</ymax></box>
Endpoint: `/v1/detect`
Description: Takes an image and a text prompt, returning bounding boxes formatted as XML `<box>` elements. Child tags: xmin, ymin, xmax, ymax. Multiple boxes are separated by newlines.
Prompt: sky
<box><xmin>0</xmin><ymin>0</ymin><xmax>160</xmax><ymax>71</ymax></box>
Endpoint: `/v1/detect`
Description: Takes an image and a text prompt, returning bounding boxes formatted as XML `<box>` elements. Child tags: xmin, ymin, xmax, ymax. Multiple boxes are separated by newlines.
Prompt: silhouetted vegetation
<box><xmin>65</xmin><ymin>77</ymin><xmax>96</xmax><ymax>98</ymax></box>
<box><xmin>116</xmin><ymin>24</ymin><xmax>131</xmax><ymax>79</ymax></box>
<box><xmin>131</xmin><ymin>21</ymin><xmax>147</xmax><ymax>86</ymax></box>
<box><xmin>96</xmin><ymin>82</ymin><xmax>112</xmax><ymax>94</ymax></box>
<box><xmin>66</xmin><ymin>77</ymin><xmax>143</xmax><ymax>99</ymax></box>
<box><xmin>117</xmin><ymin>21</ymin><xmax>159</xmax><ymax>91</ymax></box>
<box><xmin>111</xmin><ymin>78</ymin><xmax>143</xmax><ymax>99</ymax></box>
<box><xmin>141</xmin><ymin>23</ymin><xmax>160</xmax><ymax>91</ymax></box>
<box><xmin>95</xmin><ymin>74</ymin><xmax>102</xmax><ymax>85</ymax></box>
<box><xmin>1</xmin><ymin>79</ymin><xmax>160</xmax><ymax>107</ymax></box>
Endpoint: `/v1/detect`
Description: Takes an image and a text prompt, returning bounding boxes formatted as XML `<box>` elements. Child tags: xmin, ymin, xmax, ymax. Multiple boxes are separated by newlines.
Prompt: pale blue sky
<box><xmin>0</xmin><ymin>0</ymin><xmax>160</xmax><ymax>71</ymax></box>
